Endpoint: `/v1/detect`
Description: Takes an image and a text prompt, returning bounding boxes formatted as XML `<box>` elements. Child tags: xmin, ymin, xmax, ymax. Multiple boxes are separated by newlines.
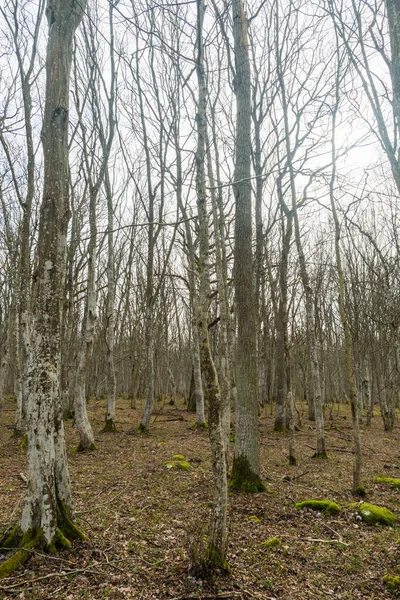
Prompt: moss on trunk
<box><xmin>136</xmin><ymin>422</ymin><xmax>149</xmax><ymax>434</ymax></box>
<box><xmin>312</xmin><ymin>451</ymin><xmax>328</xmax><ymax>460</ymax></box>
<box><xmin>76</xmin><ymin>441</ymin><xmax>96</xmax><ymax>452</ymax></box>
<box><xmin>206</xmin><ymin>545</ymin><xmax>231</xmax><ymax>573</ymax></box>
<box><xmin>229</xmin><ymin>454</ymin><xmax>266</xmax><ymax>493</ymax></box>
<box><xmin>101</xmin><ymin>418</ymin><xmax>118</xmax><ymax>433</ymax></box>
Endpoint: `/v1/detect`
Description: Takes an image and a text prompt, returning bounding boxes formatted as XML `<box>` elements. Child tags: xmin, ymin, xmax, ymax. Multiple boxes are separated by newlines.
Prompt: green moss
<box><xmin>311</xmin><ymin>451</ymin><xmax>328</xmax><ymax>460</ymax></box>
<box><xmin>295</xmin><ymin>500</ymin><xmax>341</xmax><ymax>516</ymax></box>
<box><xmin>0</xmin><ymin>506</ymin><xmax>87</xmax><ymax>580</ymax></box>
<box><xmin>53</xmin><ymin>528</ymin><xmax>72</xmax><ymax>551</ymax></box>
<box><xmin>384</xmin><ymin>574</ymin><xmax>400</xmax><ymax>590</ymax></box>
<box><xmin>244</xmin><ymin>515</ymin><xmax>261</xmax><ymax>524</ymax></box>
<box><xmin>354</xmin><ymin>502</ymin><xmax>396</xmax><ymax>526</ymax></box>
<box><xmin>192</xmin><ymin>422</ymin><xmax>208</xmax><ymax>429</ymax></box>
<box><xmin>76</xmin><ymin>442</ymin><xmax>96</xmax><ymax>452</ymax></box>
<box><xmin>206</xmin><ymin>545</ymin><xmax>231</xmax><ymax>573</ymax></box>
<box><xmin>0</xmin><ymin>529</ymin><xmax>41</xmax><ymax>580</ymax></box>
<box><xmin>0</xmin><ymin>525</ymin><xmax>22</xmax><ymax>549</ymax></box>
<box><xmin>177</xmin><ymin>461</ymin><xmax>190</xmax><ymax>470</ymax></box>
<box><xmin>164</xmin><ymin>460</ymin><xmax>191</xmax><ymax>470</ymax></box>
<box><xmin>136</xmin><ymin>422</ymin><xmax>149</xmax><ymax>434</ymax></box>
<box><xmin>57</xmin><ymin>501</ymin><xmax>88</xmax><ymax>542</ymax></box>
<box><xmin>173</xmin><ymin>454</ymin><xmax>185</xmax><ymax>460</ymax></box>
<box><xmin>229</xmin><ymin>455</ymin><xmax>266</xmax><ymax>493</ymax></box>
<box><xmin>375</xmin><ymin>477</ymin><xmax>400</xmax><ymax>489</ymax></box>
<box><xmin>261</xmin><ymin>537</ymin><xmax>281</xmax><ymax>548</ymax></box>
<box><xmin>355</xmin><ymin>486</ymin><xmax>366</xmax><ymax>497</ymax></box>
<box><xmin>101</xmin><ymin>419</ymin><xmax>118</xmax><ymax>433</ymax></box>
<box><xmin>19</xmin><ymin>434</ymin><xmax>28</xmax><ymax>450</ymax></box>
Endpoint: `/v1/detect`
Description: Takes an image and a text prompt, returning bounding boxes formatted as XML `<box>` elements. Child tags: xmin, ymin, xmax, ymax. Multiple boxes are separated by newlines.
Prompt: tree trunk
<box><xmin>230</xmin><ymin>0</ymin><xmax>265</xmax><ymax>493</ymax></box>
<box><xmin>329</xmin><ymin>56</ymin><xmax>362</xmax><ymax>492</ymax></box>
<box><xmin>195</xmin><ymin>0</ymin><xmax>228</xmax><ymax>569</ymax></box>
<box><xmin>0</xmin><ymin>1</ymin><xmax>87</xmax><ymax>579</ymax></box>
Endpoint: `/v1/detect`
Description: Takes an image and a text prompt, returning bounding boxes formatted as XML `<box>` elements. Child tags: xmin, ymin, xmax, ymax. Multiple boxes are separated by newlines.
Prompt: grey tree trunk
<box><xmin>195</xmin><ymin>0</ymin><xmax>228</xmax><ymax>568</ymax></box>
<box><xmin>230</xmin><ymin>0</ymin><xmax>265</xmax><ymax>493</ymax></box>
<box><xmin>329</xmin><ymin>53</ymin><xmax>362</xmax><ymax>492</ymax></box>
<box><xmin>172</xmin><ymin>87</ymin><xmax>206</xmax><ymax>427</ymax></box>
<box><xmin>0</xmin><ymin>1</ymin><xmax>87</xmax><ymax>579</ymax></box>
<box><xmin>102</xmin><ymin>3</ymin><xmax>117</xmax><ymax>433</ymax></box>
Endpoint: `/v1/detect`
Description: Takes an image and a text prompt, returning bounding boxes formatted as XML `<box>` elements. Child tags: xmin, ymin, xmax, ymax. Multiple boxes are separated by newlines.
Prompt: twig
<box><xmin>170</xmin><ymin>593</ymin><xmax>242</xmax><ymax>600</ymax></box>
<box><xmin>282</xmin><ymin>470</ymin><xmax>309</xmax><ymax>482</ymax></box>
<box><xmin>76</xmin><ymin>484</ymin><xmax>131</xmax><ymax>515</ymax></box>
<box><xmin>0</xmin><ymin>564</ymin><xmax>105</xmax><ymax>591</ymax></box>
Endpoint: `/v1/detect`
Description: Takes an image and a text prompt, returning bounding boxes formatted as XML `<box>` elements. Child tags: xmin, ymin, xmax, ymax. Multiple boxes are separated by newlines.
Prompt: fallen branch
<box><xmin>170</xmin><ymin>593</ymin><xmax>242</xmax><ymax>600</ymax></box>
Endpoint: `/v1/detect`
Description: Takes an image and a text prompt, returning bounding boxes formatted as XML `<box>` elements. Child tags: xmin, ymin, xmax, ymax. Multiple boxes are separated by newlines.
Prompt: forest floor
<box><xmin>1</xmin><ymin>397</ymin><xmax>400</xmax><ymax>599</ymax></box>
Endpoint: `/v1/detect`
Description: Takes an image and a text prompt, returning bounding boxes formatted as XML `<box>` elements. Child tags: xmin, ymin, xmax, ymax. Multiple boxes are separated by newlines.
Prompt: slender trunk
<box><xmin>207</xmin><ymin>134</ymin><xmax>231</xmax><ymax>462</ymax></box>
<box><xmin>73</xmin><ymin>183</ymin><xmax>96</xmax><ymax>451</ymax></box>
<box><xmin>274</xmin><ymin>202</ymin><xmax>292</xmax><ymax>432</ymax></box>
<box><xmin>171</xmin><ymin>86</ymin><xmax>206</xmax><ymax>426</ymax></box>
<box><xmin>230</xmin><ymin>0</ymin><xmax>265</xmax><ymax>493</ymax></box>
<box><xmin>104</xmin><ymin>166</ymin><xmax>117</xmax><ymax>432</ymax></box>
<box><xmin>195</xmin><ymin>0</ymin><xmax>228</xmax><ymax>567</ymax></box>
<box><xmin>329</xmin><ymin>53</ymin><xmax>362</xmax><ymax>491</ymax></box>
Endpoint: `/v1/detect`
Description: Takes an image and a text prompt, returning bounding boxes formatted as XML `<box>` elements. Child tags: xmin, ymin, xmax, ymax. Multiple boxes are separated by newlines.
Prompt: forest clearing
<box><xmin>1</xmin><ymin>396</ymin><xmax>400</xmax><ymax>600</ymax></box>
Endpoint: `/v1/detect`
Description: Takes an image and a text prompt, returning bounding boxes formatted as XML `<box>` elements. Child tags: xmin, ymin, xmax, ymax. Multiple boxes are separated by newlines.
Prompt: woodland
<box><xmin>1</xmin><ymin>0</ymin><xmax>400</xmax><ymax>598</ymax></box>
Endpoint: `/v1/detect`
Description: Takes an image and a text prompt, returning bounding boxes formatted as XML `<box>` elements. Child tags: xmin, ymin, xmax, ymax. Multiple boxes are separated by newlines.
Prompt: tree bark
<box><xmin>195</xmin><ymin>0</ymin><xmax>228</xmax><ymax>568</ymax></box>
<box><xmin>230</xmin><ymin>0</ymin><xmax>265</xmax><ymax>493</ymax></box>
<box><xmin>0</xmin><ymin>1</ymin><xmax>88</xmax><ymax>579</ymax></box>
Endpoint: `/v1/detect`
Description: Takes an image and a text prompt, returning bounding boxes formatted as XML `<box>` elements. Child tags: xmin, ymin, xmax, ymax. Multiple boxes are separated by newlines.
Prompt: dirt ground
<box><xmin>1</xmin><ymin>396</ymin><xmax>400</xmax><ymax>599</ymax></box>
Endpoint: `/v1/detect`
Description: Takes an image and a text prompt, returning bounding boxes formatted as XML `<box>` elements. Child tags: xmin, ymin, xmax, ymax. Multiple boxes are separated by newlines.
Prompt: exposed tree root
<box><xmin>312</xmin><ymin>451</ymin><xmax>328</xmax><ymax>460</ymax></box>
<box><xmin>18</xmin><ymin>434</ymin><xmax>28</xmax><ymax>450</ymax></box>
<box><xmin>136</xmin><ymin>423</ymin><xmax>149</xmax><ymax>434</ymax></box>
<box><xmin>192</xmin><ymin>422</ymin><xmax>208</xmax><ymax>430</ymax></box>
<box><xmin>101</xmin><ymin>419</ymin><xmax>118</xmax><ymax>433</ymax></box>
<box><xmin>0</xmin><ymin>504</ymin><xmax>87</xmax><ymax>580</ymax></box>
<box><xmin>0</xmin><ymin>529</ymin><xmax>43</xmax><ymax>580</ymax></box>
<box><xmin>76</xmin><ymin>442</ymin><xmax>96</xmax><ymax>452</ymax></box>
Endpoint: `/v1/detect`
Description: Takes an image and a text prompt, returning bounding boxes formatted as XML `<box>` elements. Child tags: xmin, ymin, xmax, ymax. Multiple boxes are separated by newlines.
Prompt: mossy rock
<box><xmin>244</xmin><ymin>515</ymin><xmax>261</xmax><ymax>524</ymax></box>
<box><xmin>173</xmin><ymin>454</ymin><xmax>185</xmax><ymax>460</ymax></box>
<box><xmin>261</xmin><ymin>537</ymin><xmax>281</xmax><ymax>548</ymax></box>
<box><xmin>176</xmin><ymin>461</ymin><xmax>190</xmax><ymax>470</ymax></box>
<box><xmin>384</xmin><ymin>574</ymin><xmax>400</xmax><ymax>590</ymax></box>
<box><xmin>164</xmin><ymin>460</ymin><xmax>190</xmax><ymax>470</ymax></box>
<box><xmin>353</xmin><ymin>502</ymin><xmax>396</xmax><ymax>526</ymax></box>
<box><xmin>295</xmin><ymin>500</ymin><xmax>341</xmax><ymax>516</ymax></box>
<box><xmin>375</xmin><ymin>477</ymin><xmax>400</xmax><ymax>489</ymax></box>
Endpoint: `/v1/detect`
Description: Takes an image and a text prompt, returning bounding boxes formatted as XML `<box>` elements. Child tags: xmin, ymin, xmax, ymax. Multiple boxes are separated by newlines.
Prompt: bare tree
<box><xmin>0</xmin><ymin>0</ymin><xmax>87</xmax><ymax>578</ymax></box>
<box><xmin>230</xmin><ymin>0</ymin><xmax>265</xmax><ymax>493</ymax></box>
